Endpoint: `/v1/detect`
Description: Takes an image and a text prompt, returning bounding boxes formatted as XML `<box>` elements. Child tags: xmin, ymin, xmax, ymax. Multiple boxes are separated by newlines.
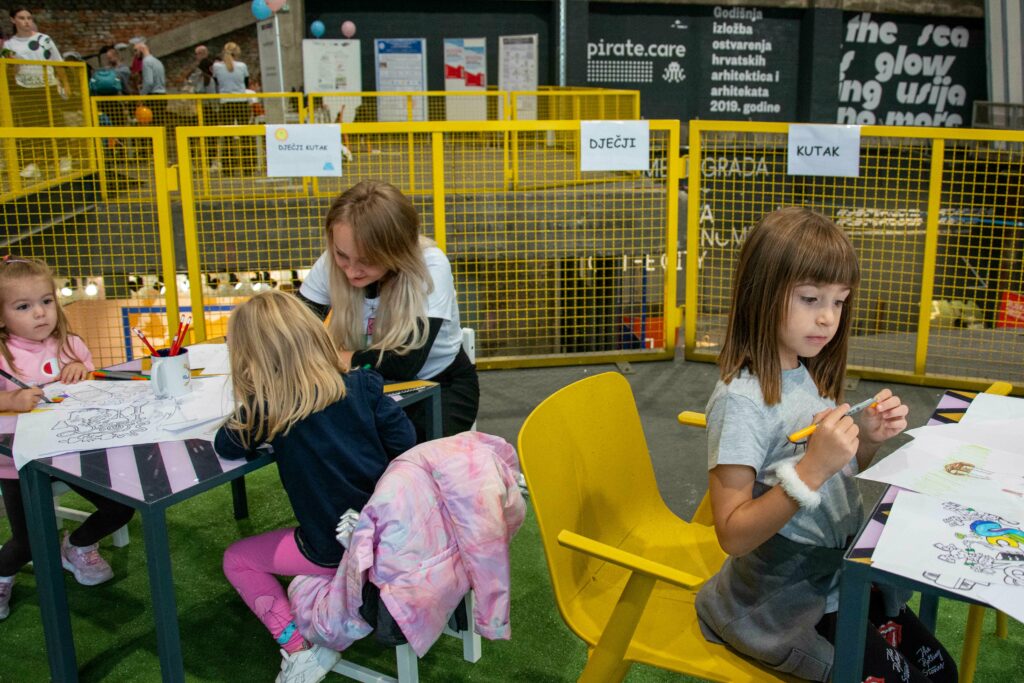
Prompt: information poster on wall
<box><xmin>257</xmin><ymin>17</ymin><xmax>287</xmax><ymax>123</ymax></box>
<box><xmin>444</xmin><ymin>38</ymin><xmax>487</xmax><ymax>120</ymax></box>
<box><xmin>586</xmin><ymin>5</ymin><xmax>800</xmax><ymax>122</ymax></box>
<box><xmin>302</xmin><ymin>39</ymin><xmax>362</xmax><ymax>124</ymax></box>
<box><xmin>499</xmin><ymin>34</ymin><xmax>538</xmax><ymax>120</ymax></box>
<box><xmin>836</xmin><ymin>11</ymin><xmax>985</xmax><ymax>127</ymax></box>
<box><xmin>375</xmin><ymin>38</ymin><xmax>428</xmax><ymax>122</ymax></box>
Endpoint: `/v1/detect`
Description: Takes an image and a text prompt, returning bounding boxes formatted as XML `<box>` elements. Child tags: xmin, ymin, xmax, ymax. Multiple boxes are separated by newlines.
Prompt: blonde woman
<box><xmin>211</xmin><ymin>41</ymin><xmax>254</xmax><ymax>172</ymax></box>
<box><xmin>216</xmin><ymin>290</ymin><xmax>415</xmax><ymax>682</ymax></box>
<box><xmin>298</xmin><ymin>180</ymin><xmax>480</xmax><ymax>442</ymax></box>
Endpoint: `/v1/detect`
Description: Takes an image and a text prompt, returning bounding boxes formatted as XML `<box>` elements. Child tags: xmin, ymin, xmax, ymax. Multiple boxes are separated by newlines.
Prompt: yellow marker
<box><xmin>788</xmin><ymin>396</ymin><xmax>878</xmax><ymax>443</ymax></box>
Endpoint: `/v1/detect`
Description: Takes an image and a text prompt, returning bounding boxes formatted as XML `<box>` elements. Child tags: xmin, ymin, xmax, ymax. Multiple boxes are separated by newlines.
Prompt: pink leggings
<box><xmin>222</xmin><ymin>528</ymin><xmax>335</xmax><ymax>651</ymax></box>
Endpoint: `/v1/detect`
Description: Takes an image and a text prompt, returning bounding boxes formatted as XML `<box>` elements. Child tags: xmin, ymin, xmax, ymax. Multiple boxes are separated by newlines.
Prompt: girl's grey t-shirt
<box><xmin>705</xmin><ymin>365</ymin><xmax>865</xmax><ymax>551</ymax></box>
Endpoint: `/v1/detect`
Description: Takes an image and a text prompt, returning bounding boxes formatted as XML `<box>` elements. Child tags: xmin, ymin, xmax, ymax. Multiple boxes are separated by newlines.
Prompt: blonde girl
<box><xmin>298</xmin><ymin>180</ymin><xmax>479</xmax><ymax>441</ymax></box>
<box><xmin>216</xmin><ymin>290</ymin><xmax>415</xmax><ymax>682</ymax></box>
<box><xmin>693</xmin><ymin>209</ymin><xmax>955</xmax><ymax>682</ymax></box>
<box><xmin>0</xmin><ymin>256</ymin><xmax>134</xmax><ymax>618</ymax></box>
<box><xmin>211</xmin><ymin>41</ymin><xmax>254</xmax><ymax>171</ymax></box>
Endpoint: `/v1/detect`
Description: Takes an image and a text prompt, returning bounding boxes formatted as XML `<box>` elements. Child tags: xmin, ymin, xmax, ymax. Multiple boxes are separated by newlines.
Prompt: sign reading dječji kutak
<box><xmin>580</xmin><ymin>120</ymin><xmax>650</xmax><ymax>172</ymax></box>
<box><xmin>787</xmin><ymin>124</ymin><xmax>861</xmax><ymax>177</ymax></box>
<box><xmin>265</xmin><ymin>124</ymin><xmax>343</xmax><ymax>177</ymax></box>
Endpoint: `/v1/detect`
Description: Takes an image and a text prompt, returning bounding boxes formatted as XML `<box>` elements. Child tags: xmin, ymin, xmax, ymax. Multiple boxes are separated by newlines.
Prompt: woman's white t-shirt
<box><xmin>212</xmin><ymin>60</ymin><xmax>249</xmax><ymax>103</ymax></box>
<box><xmin>300</xmin><ymin>246</ymin><xmax>464</xmax><ymax>380</ymax></box>
<box><xmin>4</xmin><ymin>33</ymin><xmax>62</xmax><ymax>88</ymax></box>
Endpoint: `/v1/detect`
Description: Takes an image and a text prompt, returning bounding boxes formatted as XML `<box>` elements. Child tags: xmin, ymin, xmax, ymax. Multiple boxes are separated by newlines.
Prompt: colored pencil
<box><xmin>92</xmin><ymin>370</ymin><xmax>149</xmax><ymax>381</ymax></box>
<box><xmin>787</xmin><ymin>396</ymin><xmax>878</xmax><ymax>443</ymax></box>
<box><xmin>133</xmin><ymin>327</ymin><xmax>159</xmax><ymax>355</ymax></box>
<box><xmin>0</xmin><ymin>367</ymin><xmax>54</xmax><ymax>402</ymax></box>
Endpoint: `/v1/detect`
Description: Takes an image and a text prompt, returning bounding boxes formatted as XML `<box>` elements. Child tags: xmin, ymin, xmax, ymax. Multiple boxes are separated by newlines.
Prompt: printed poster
<box><xmin>499</xmin><ymin>34</ymin><xmax>538</xmax><ymax>120</ymax></box>
<box><xmin>301</xmin><ymin>39</ymin><xmax>363</xmax><ymax>124</ymax></box>
<box><xmin>444</xmin><ymin>38</ymin><xmax>487</xmax><ymax>120</ymax></box>
<box><xmin>264</xmin><ymin>124</ymin><xmax>343</xmax><ymax>177</ymax></box>
<box><xmin>374</xmin><ymin>38</ymin><xmax>427</xmax><ymax>122</ymax></box>
<box><xmin>257</xmin><ymin>17</ymin><xmax>287</xmax><ymax>123</ymax></box>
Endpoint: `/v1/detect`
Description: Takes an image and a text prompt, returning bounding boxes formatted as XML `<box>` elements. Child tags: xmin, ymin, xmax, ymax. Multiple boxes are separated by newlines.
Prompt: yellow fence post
<box><xmin>915</xmin><ymin>139</ymin><xmax>946</xmax><ymax>376</ymax></box>
<box><xmin>431</xmin><ymin>130</ymin><xmax>447</xmax><ymax>253</ymax></box>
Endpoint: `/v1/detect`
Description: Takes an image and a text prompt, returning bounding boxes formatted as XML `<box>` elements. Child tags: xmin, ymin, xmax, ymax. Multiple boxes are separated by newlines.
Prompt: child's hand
<box><xmin>60</xmin><ymin>362</ymin><xmax>90</xmax><ymax>383</ymax></box>
<box><xmin>797</xmin><ymin>404</ymin><xmax>859</xmax><ymax>488</ymax></box>
<box><xmin>4</xmin><ymin>387</ymin><xmax>45</xmax><ymax>412</ymax></box>
<box><xmin>858</xmin><ymin>388</ymin><xmax>908</xmax><ymax>446</ymax></box>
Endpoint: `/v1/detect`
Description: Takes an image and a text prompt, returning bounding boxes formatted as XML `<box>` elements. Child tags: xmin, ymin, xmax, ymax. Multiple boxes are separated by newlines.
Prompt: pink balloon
<box><xmin>341</xmin><ymin>20</ymin><xmax>356</xmax><ymax>38</ymax></box>
<box><xmin>266</xmin><ymin>0</ymin><xmax>285</xmax><ymax>10</ymax></box>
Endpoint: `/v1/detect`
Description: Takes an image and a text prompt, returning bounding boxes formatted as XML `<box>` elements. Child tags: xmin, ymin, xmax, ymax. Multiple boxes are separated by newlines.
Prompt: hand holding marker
<box><xmin>787</xmin><ymin>395</ymin><xmax>877</xmax><ymax>443</ymax></box>
<box><xmin>0</xmin><ymin>367</ymin><xmax>53</xmax><ymax>403</ymax></box>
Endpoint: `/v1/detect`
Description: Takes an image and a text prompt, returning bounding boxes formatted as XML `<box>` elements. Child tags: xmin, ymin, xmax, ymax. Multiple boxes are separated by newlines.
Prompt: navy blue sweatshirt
<box><xmin>214</xmin><ymin>370</ymin><xmax>416</xmax><ymax>566</ymax></box>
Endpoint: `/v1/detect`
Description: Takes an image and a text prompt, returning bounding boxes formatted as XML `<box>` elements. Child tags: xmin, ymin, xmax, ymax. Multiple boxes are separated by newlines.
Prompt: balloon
<box><xmin>266</xmin><ymin>0</ymin><xmax>285</xmax><ymax>10</ymax></box>
<box><xmin>310</xmin><ymin>20</ymin><xmax>325</xmax><ymax>38</ymax></box>
<box><xmin>251</xmin><ymin>0</ymin><xmax>272</xmax><ymax>21</ymax></box>
<box><xmin>135</xmin><ymin>105</ymin><xmax>153</xmax><ymax>125</ymax></box>
<box><xmin>341</xmin><ymin>21</ymin><xmax>356</xmax><ymax>38</ymax></box>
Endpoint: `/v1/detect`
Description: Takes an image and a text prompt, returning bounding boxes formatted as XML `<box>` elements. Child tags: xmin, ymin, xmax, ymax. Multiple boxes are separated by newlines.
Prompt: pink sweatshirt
<box><xmin>0</xmin><ymin>334</ymin><xmax>93</xmax><ymax>479</ymax></box>
<box><xmin>288</xmin><ymin>432</ymin><xmax>526</xmax><ymax>656</ymax></box>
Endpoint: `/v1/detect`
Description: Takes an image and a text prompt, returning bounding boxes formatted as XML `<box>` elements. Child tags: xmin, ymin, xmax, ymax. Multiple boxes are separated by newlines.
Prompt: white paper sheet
<box><xmin>872</xmin><ymin>491</ymin><xmax>1024</xmax><ymax>625</ymax></box>
<box><xmin>858</xmin><ymin>431</ymin><xmax>1024</xmax><ymax>520</ymax></box>
<box><xmin>904</xmin><ymin>418</ymin><xmax>1024</xmax><ymax>455</ymax></box>
<box><xmin>962</xmin><ymin>393</ymin><xmax>1024</xmax><ymax>424</ymax></box>
<box><xmin>13</xmin><ymin>376</ymin><xmax>233</xmax><ymax>469</ymax></box>
<box><xmin>183</xmin><ymin>343</ymin><xmax>231</xmax><ymax>375</ymax></box>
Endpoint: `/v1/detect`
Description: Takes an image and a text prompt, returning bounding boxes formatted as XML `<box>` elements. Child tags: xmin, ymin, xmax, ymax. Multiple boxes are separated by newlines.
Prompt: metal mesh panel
<box><xmin>687</xmin><ymin>122</ymin><xmax>1024</xmax><ymax>390</ymax></box>
<box><xmin>179</xmin><ymin>121</ymin><xmax>676</xmax><ymax>365</ymax></box>
<box><xmin>309</xmin><ymin>92</ymin><xmax>507</xmax><ymax>123</ymax></box>
<box><xmin>512</xmin><ymin>90</ymin><xmax>640</xmax><ymax>121</ymax></box>
<box><xmin>1</xmin><ymin>127</ymin><xmax>175</xmax><ymax>367</ymax></box>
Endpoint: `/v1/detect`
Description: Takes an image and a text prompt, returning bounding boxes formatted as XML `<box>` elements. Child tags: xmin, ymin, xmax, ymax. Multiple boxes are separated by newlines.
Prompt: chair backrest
<box><xmin>518</xmin><ymin>372</ymin><xmax>667</xmax><ymax>625</ymax></box>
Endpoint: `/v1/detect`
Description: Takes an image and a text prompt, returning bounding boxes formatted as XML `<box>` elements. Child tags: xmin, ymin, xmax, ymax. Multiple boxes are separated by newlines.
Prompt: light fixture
<box><xmin>251</xmin><ymin>271</ymin><xmax>276</xmax><ymax>291</ymax></box>
<box><xmin>205</xmin><ymin>273</ymin><xmax>221</xmax><ymax>289</ymax></box>
<box><xmin>84</xmin><ymin>282</ymin><xmax>99</xmax><ymax>297</ymax></box>
<box><xmin>59</xmin><ymin>279</ymin><xmax>74</xmax><ymax>297</ymax></box>
<box><xmin>230</xmin><ymin>273</ymin><xmax>242</xmax><ymax>290</ymax></box>
<box><xmin>126</xmin><ymin>274</ymin><xmax>145</xmax><ymax>295</ymax></box>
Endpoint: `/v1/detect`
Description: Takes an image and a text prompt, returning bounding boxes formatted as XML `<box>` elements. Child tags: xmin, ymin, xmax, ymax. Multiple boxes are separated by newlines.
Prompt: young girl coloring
<box><xmin>299</xmin><ymin>180</ymin><xmax>479</xmax><ymax>441</ymax></box>
<box><xmin>0</xmin><ymin>256</ymin><xmax>135</xmax><ymax>619</ymax></box>
<box><xmin>694</xmin><ymin>209</ymin><xmax>957</xmax><ymax>682</ymax></box>
<box><xmin>215</xmin><ymin>290</ymin><xmax>416</xmax><ymax>683</ymax></box>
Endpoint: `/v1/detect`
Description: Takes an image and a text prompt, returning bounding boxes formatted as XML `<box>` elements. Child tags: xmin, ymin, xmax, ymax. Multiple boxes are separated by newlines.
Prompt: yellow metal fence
<box><xmin>176</xmin><ymin>120</ymin><xmax>678</xmax><ymax>366</ymax></box>
<box><xmin>685</xmin><ymin>121</ymin><xmax>1024</xmax><ymax>393</ymax></box>
<box><xmin>0</xmin><ymin>127</ymin><xmax>179</xmax><ymax>368</ymax></box>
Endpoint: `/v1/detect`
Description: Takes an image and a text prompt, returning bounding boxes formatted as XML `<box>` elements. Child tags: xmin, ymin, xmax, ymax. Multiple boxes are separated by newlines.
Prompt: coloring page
<box><xmin>872</xmin><ymin>491</ymin><xmax>1024</xmax><ymax>624</ymax></box>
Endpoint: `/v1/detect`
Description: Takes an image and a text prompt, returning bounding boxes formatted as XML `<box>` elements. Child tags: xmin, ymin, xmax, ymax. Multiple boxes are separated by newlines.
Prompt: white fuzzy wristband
<box><xmin>772</xmin><ymin>461</ymin><xmax>822</xmax><ymax>510</ymax></box>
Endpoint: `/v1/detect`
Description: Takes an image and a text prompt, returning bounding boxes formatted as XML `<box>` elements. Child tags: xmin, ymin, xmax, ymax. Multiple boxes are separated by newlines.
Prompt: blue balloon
<box><xmin>310</xmin><ymin>20</ymin><xmax>325</xmax><ymax>38</ymax></box>
<box><xmin>251</xmin><ymin>0</ymin><xmax>272</xmax><ymax>20</ymax></box>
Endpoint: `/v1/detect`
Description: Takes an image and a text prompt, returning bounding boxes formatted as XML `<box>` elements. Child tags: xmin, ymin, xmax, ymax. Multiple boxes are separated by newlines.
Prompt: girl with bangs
<box><xmin>298</xmin><ymin>180</ymin><xmax>479</xmax><ymax>442</ymax></box>
<box><xmin>693</xmin><ymin>209</ymin><xmax>956</xmax><ymax>682</ymax></box>
<box><xmin>215</xmin><ymin>290</ymin><xmax>415</xmax><ymax>682</ymax></box>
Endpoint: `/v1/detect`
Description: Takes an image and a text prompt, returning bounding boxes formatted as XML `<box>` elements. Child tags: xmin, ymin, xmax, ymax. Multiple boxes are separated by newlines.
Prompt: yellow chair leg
<box><xmin>579</xmin><ymin>573</ymin><xmax>654</xmax><ymax>683</ymax></box>
<box><xmin>995</xmin><ymin>610</ymin><xmax>1008</xmax><ymax>639</ymax></box>
<box><xmin>960</xmin><ymin>604</ymin><xmax>985</xmax><ymax>683</ymax></box>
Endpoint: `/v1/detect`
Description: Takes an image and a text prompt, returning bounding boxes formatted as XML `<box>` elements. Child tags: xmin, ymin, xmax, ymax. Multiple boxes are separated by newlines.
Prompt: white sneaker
<box><xmin>59</xmin><ymin>157</ymin><xmax>73</xmax><ymax>173</ymax></box>
<box><xmin>0</xmin><ymin>575</ymin><xmax>14</xmax><ymax>620</ymax></box>
<box><xmin>275</xmin><ymin>644</ymin><xmax>341</xmax><ymax>683</ymax></box>
<box><xmin>19</xmin><ymin>163</ymin><xmax>40</xmax><ymax>179</ymax></box>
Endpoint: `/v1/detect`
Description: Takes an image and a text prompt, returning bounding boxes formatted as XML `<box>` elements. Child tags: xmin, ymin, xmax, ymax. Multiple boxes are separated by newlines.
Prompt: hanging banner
<box><xmin>444</xmin><ymin>38</ymin><xmax>487</xmax><ymax>120</ymax></box>
<box><xmin>257</xmin><ymin>17</ymin><xmax>287</xmax><ymax>123</ymax></box>
<box><xmin>499</xmin><ymin>34</ymin><xmax>538</xmax><ymax>120</ymax></box>
<box><xmin>302</xmin><ymin>39</ymin><xmax>362</xmax><ymax>124</ymax></box>
<box><xmin>374</xmin><ymin>38</ymin><xmax>428</xmax><ymax>122</ymax></box>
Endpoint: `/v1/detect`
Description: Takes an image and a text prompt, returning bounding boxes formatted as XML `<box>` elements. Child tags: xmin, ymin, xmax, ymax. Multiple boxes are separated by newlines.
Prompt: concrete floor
<box><xmin>476</xmin><ymin>349</ymin><xmax>949</xmax><ymax>519</ymax></box>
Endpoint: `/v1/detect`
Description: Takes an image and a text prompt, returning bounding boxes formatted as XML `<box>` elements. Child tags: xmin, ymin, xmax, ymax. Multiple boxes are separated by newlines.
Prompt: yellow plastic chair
<box><xmin>518</xmin><ymin>372</ymin><xmax>790</xmax><ymax>682</ymax></box>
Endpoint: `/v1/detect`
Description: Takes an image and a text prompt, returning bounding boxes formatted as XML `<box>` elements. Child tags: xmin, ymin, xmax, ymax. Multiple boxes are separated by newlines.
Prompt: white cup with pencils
<box><xmin>151</xmin><ymin>347</ymin><xmax>191</xmax><ymax>399</ymax></box>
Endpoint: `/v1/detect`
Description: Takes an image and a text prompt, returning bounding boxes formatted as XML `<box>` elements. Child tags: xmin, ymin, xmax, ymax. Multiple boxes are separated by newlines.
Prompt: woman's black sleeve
<box><xmin>295</xmin><ymin>290</ymin><xmax>331</xmax><ymax>321</ymax></box>
<box><xmin>350</xmin><ymin>317</ymin><xmax>443</xmax><ymax>380</ymax></box>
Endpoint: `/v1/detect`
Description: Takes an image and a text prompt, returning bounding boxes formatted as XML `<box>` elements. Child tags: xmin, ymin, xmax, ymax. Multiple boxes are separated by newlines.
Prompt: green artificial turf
<box><xmin>1</xmin><ymin>466</ymin><xmax>1022</xmax><ymax>682</ymax></box>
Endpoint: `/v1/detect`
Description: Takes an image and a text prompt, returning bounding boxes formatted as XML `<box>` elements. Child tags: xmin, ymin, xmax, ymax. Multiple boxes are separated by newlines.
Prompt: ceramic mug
<box><xmin>151</xmin><ymin>348</ymin><xmax>191</xmax><ymax>399</ymax></box>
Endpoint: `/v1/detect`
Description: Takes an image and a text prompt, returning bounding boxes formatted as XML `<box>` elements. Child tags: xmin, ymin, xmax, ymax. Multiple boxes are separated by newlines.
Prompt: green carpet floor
<box><xmin>1</xmin><ymin>464</ymin><xmax>1022</xmax><ymax>682</ymax></box>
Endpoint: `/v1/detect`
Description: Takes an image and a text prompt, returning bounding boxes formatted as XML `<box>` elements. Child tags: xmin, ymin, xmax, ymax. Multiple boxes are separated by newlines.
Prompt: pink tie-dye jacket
<box><xmin>288</xmin><ymin>432</ymin><xmax>526</xmax><ymax>656</ymax></box>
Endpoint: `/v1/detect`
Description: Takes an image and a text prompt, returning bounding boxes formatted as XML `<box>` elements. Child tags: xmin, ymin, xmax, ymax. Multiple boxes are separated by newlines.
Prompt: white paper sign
<box><xmin>264</xmin><ymin>124</ymin><xmax>343</xmax><ymax>177</ymax></box>
<box><xmin>787</xmin><ymin>124</ymin><xmax>861</xmax><ymax>177</ymax></box>
<box><xmin>580</xmin><ymin>120</ymin><xmax>650</xmax><ymax>172</ymax></box>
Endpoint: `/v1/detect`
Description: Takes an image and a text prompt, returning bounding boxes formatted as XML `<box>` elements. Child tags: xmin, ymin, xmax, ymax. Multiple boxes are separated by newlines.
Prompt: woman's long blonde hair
<box><xmin>0</xmin><ymin>256</ymin><xmax>83</xmax><ymax>376</ymax></box>
<box><xmin>324</xmin><ymin>181</ymin><xmax>431</xmax><ymax>361</ymax></box>
<box><xmin>717</xmin><ymin>207</ymin><xmax>860</xmax><ymax>405</ymax></box>
<box><xmin>226</xmin><ymin>290</ymin><xmax>347</xmax><ymax>447</ymax></box>
<box><xmin>222</xmin><ymin>42</ymin><xmax>241</xmax><ymax>72</ymax></box>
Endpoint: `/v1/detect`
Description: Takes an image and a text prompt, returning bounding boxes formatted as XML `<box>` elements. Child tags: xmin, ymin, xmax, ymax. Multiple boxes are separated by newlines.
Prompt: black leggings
<box><xmin>403</xmin><ymin>348</ymin><xmax>480</xmax><ymax>443</ymax></box>
<box><xmin>0</xmin><ymin>478</ymin><xmax>135</xmax><ymax>577</ymax></box>
<box><xmin>816</xmin><ymin>588</ymin><xmax>958</xmax><ymax>682</ymax></box>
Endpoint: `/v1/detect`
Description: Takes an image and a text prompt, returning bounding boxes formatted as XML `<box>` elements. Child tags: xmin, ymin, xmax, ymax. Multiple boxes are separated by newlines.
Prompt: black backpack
<box><xmin>89</xmin><ymin>67</ymin><xmax>123</xmax><ymax>96</ymax></box>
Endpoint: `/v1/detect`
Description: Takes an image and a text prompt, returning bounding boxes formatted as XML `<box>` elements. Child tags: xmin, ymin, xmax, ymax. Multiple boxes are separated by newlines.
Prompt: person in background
<box><xmin>211</xmin><ymin>42</ymin><xmax>255</xmax><ymax>173</ymax></box>
<box><xmin>183</xmin><ymin>44</ymin><xmax>209</xmax><ymax>92</ymax></box>
<box><xmin>132</xmin><ymin>37</ymin><xmax>165</xmax><ymax>124</ymax></box>
<box><xmin>2</xmin><ymin>6</ymin><xmax>71</xmax><ymax>178</ymax></box>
